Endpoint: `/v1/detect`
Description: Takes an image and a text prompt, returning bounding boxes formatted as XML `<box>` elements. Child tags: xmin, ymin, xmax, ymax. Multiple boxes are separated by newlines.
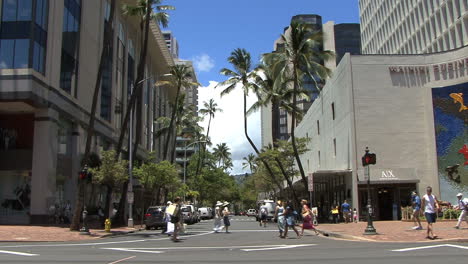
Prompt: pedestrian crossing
<box><xmin>202</xmin><ymin>218</ymin><xmax>258</xmax><ymax>222</ymax></box>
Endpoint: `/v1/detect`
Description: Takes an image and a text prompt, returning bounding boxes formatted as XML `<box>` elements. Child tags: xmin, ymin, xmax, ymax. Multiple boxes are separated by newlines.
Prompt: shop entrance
<box><xmin>377</xmin><ymin>187</ymin><xmax>394</xmax><ymax>220</ymax></box>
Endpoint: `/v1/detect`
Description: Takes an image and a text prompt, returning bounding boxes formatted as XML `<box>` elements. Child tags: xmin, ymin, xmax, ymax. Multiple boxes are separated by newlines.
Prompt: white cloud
<box><xmin>198</xmin><ymin>81</ymin><xmax>261</xmax><ymax>175</ymax></box>
<box><xmin>192</xmin><ymin>54</ymin><xmax>215</xmax><ymax>72</ymax></box>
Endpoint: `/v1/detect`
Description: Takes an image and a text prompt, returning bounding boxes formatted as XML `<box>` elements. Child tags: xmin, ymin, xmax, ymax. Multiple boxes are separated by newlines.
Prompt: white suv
<box><xmin>246</xmin><ymin>209</ymin><xmax>257</xmax><ymax>217</ymax></box>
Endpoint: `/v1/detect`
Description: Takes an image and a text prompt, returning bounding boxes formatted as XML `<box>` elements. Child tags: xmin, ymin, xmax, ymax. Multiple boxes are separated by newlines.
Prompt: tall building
<box><xmin>261</xmin><ymin>15</ymin><xmax>361</xmax><ymax>147</ymax></box>
<box><xmin>0</xmin><ymin>0</ymin><xmax>176</xmax><ymax>224</ymax></box>
<box><xmin>360</xmin><ymin>0</ymin><xmax>468</xmax><ymax>54</ymax></box>
<box><xmin>162</xmin><ymin>30</ymin><xmax>179</xmax><ymax>59</ymax></box>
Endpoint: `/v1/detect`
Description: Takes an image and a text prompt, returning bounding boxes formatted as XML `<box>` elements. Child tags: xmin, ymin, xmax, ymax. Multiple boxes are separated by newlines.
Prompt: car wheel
<box><xmin>145</xmin><ymin>225</ymin><xmax>151</xmax><ymax>230</ymax></box>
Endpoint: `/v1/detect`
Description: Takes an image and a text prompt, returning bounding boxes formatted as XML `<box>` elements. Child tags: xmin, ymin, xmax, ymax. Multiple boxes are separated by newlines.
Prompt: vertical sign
<box><xmin>308</xmin><ymin>173</ymin><xmax>314</xmax><ymax>192</ymax></box>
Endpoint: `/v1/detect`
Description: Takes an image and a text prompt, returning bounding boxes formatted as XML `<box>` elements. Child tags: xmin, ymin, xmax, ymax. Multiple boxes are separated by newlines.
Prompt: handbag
<box><xmin>170</xmin><ymin>215</ymin><xmax>179</xmax><ymax>224</ymax></box>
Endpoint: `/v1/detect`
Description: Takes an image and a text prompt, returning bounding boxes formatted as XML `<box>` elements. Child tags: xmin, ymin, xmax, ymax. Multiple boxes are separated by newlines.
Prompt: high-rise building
<box><xmin>0</xmin><ymin>0</ymin><xmax>176</xmax><ymax>224</ymax></box>
<box><xmin>162</xmin><ymin>31</ymin><xmax>179</xmax><ymax>59</ymax></box>
<box><xmin>261</xmin><ymin>15</ymin><xmax>361</xmax><ymax>147</ymax></box>
<box><xmin>359</xmin><ymin>0</ymin><xmax>468</xmax><ymax>54</ymax></box>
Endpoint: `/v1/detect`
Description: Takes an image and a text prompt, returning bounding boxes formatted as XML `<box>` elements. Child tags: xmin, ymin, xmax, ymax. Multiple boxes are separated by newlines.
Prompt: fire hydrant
<box><xmin>104</xmin><ymin>218</ymin><xmax>111</xmax><ymax>233</ymax></box>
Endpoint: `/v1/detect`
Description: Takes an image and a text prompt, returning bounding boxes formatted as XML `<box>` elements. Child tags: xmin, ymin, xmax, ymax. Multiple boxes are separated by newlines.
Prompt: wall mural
<box><xmin>432</xmin><ymin>83</ymin><xmax>468</xmax><ymax>203</ymax></box>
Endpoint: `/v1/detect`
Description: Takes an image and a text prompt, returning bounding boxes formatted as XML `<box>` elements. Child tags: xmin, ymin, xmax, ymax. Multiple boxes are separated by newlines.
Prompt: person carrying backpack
<box><xmin>260</xmin><ymin>202</ymin><xmax>268</xmax><ymax>228</ymax></box>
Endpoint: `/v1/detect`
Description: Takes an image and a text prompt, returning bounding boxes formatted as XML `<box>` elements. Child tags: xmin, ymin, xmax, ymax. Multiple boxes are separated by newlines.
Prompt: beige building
<box><xmin>0</xmin><ymin>0</ymin><xmax>176</xmax><ymax>224</ymax></box>
<box><xmin>360</xmin><ymin>0</ymin><xmax>468</xmax><ymax>54</ymax></box>
<box><xmin>295</xmin><ymin>46</ymin><xmax>468</xmax><ymax>221</ymax></box>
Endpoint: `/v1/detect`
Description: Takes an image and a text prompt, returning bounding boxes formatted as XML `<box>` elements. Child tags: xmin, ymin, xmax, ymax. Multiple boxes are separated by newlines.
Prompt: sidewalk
<box><xmin>314</xmin><ymin>220</ymin><xmax>468</xmax><ymax>242</ymax></box>
<box><xmin>0</xmin><ymin>225</ymin><xmax>139</xmax><ymax>242</ymax></box>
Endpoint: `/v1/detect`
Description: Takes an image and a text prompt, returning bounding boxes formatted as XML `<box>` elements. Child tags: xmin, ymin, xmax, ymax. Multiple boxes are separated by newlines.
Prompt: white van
<box><xmin>198</xmin><ymin>207</ymin><xmax>212</xmax><ymax>220</ymax></box>
<box><xmin>256</xmin><ymin>200</ymin><xmax>276</xmax><ymax>221</ymax></box>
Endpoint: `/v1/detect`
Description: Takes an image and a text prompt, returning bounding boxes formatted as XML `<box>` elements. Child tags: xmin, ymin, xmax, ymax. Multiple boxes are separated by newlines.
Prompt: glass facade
<box><xmin>60</xmin><ymin>0</ymin><xmax>82</xmax><ymax>94</ymax></box>
<box><xmin>100</xmin><ymin>1</ymin><xmax>113</xmax><ymax>121</ymax></box>
<box><xmin>0</xmin><ymin>0</ymin><xmax>48</xmax><ymax>73</ymax></box>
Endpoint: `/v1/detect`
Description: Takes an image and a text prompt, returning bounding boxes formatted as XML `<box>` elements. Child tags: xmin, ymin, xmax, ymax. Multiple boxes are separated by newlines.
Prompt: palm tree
<box><xmin>242</xmin><ymin>153</ymin><xmax>256</xmax><ymax>174</ymax></box>
<box><xmin>212</xmin><ymin>143</ymin><xmax>231</xmax><ymax>168</ymax></box>
<box><xmin>264</xmin><ymin>22</ymin><xmax>333</xmax><ymax>191</ymax></box>
<box><xmin>72</xmin><ymin>0</ymin><xmax>117</xmax><ymax>231</ymax></box>
<box><xmin>197</xmin><ymin>99</ymin><xmax>222</xmax><ymax>175</ymax></box>
<box><xmin>116</xmin><ymin>0</ymin><xmax>175</xmax><ymax>160</ymax></box>
<box><xmin>217</xmin><ymin>48</ymin><xmax>282</xmax><ymax>191</ymax></box>
<box><xmin>156</xmin><ymin>64</ymin><xmax>199</xmax><ymax>161</ymax></box>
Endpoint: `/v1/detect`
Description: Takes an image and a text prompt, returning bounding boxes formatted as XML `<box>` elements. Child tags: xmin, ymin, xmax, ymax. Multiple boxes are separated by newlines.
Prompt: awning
<box><xmin>358</xmin><ymin>179</ymin><xmax>420</xmax><ymax>185</ymax></box>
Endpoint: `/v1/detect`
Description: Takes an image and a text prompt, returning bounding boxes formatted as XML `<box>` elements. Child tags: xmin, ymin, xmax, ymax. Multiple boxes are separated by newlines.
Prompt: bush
<box><xmin>443</xmin><ymin>209</ymin><xmax>461</xmax><ymax>220</ymax></box>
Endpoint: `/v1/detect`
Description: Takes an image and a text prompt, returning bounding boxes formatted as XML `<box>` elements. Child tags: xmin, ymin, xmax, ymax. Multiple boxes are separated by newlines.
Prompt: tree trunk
<box><xmin>70</xmin><ymin>181</ymin><xmax>84</xmax><ymax>231</ymax></box>
<box><xmin>104</xmin><ymin>185</ymin><xmax>113</xmax><ymax>220</ymax></box>
<box><xmin>195</xmin><ymin>115</ymin><xmax>211</xmax><ymax>177</ymax></box>
<box><xmin>242</xmin><ymin>92</ymin><xmax>282</xmax><ymax>192</ymax></box>
<box><xmin>114</xmin><ymin>181</ymin><xmax>128</xmax><ymax>226</ymax></box>
<box><xmin>115</xmin><ymin>1</ymin><xmax>152</xmax><ymax>159</ymax></box>
<box><xmin>163</xmin><ymin>84</ymin><xmax>181</xmax><ymax>160</ymax></box>
<box><xmin>291</xmin><ymin>68</ymin><xmax>308</xmax><ymax>192</ymax></box>
<box><xmin>71</xmin><ymin>0</ymin><xmax>116</xmax><ymax>231</ymax></box>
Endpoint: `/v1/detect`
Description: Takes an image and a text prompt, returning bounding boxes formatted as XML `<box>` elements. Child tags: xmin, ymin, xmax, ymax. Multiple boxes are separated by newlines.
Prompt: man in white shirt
<box><xmin>421</xmin><ymin>186</ymin><xmax>440</xmax><ymax>240</ymax></box>
<box><xmin>455</xmin><ymin>193</ymin><xmax>468</xmax><ymax>229</ymax></box>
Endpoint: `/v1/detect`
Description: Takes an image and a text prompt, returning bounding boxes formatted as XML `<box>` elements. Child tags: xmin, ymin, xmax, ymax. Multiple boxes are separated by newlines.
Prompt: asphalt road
<box><xmin>0</xmin><ymin>216</ymin><xmax>467</xmax><ymax>264</ymax></box>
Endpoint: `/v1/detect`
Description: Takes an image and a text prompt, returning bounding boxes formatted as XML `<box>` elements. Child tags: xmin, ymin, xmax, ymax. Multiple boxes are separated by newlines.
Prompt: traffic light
<box><xmin>79</xmin><ymin>165</ymin><xmax>91</xmax><ymax>181</ymax></box>
<box><xmin>362</xmin><ymin>151</ymin><xmax>376</xmax><ymax>166</ymax></box>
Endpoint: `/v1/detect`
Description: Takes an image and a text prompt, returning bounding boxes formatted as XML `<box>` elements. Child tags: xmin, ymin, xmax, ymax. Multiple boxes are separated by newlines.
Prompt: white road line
<box><xmin>241</xmin><ymin>244</ymin><xmax>315</xmax><ymax>252</ymax></box>
<box><xmin>108</xmin><ymin>256</ymin><xmax>136</xmax><ymax>264</ymax></box>
<box><xmin>106</xmin><ymin>248</ymin><xmax>164</xmax><ymax>254</ymax></box>
<box><xmin>392</xmin><ymin>244</ymin><xmax>468</xmax><ymax>252</ymax></box>
<box><xmin>0</xmin><ymin>249</ymin><xmax>38</xmax><ymax>256</ymax></box>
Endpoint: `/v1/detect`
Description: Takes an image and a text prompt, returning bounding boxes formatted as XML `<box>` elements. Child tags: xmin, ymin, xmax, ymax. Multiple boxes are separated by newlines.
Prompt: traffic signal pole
<box><xmin>363</xmin><ymin>147</ymin><xmax>377</xmax><ymax>235</ymax></box>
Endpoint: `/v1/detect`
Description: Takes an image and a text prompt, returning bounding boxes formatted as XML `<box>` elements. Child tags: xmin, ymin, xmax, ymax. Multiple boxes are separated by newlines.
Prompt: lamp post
<box><xmin>183</xmin><ymin>140</ymin><xmax>207</xmax><ymax>201</ymax></box>
<box><xmin>128</xmin><ymin>77</ymin><xmax>151</xmax><ymax>228</ymax></box>
<box><xmin>362</xmin><ymin>147</ymin><xmax>377</xmax><ymax>235</ymax></box>
<box><xmin>79</xmin><ymin>164</ymin><xmax>90</xmax><ymax>235</ymax></box>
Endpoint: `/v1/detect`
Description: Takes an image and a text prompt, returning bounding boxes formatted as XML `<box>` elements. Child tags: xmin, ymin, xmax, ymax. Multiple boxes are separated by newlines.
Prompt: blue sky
<box><xmin>165</xmin><ymin>0</ymin><xmax>361</xmax><ymax>174</ymax></box>
<box><xmin>167</xmin><ymin>0</ymin><xmax>360</xmax><ymax>85</ymax></box>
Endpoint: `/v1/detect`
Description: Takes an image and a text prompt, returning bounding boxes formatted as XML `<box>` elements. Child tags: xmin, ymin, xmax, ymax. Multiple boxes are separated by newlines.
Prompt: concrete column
<box><xmin>30</xmin><ymin>109</ymin><xmax>59</xmax><ymax>224</ymax></box>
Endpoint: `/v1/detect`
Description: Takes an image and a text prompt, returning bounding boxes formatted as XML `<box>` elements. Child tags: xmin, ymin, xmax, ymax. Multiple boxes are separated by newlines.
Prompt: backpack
<box><xmin>261</xmin><ymin>207</ymin><xmax>267</xmax><ymax>215</ymax></box>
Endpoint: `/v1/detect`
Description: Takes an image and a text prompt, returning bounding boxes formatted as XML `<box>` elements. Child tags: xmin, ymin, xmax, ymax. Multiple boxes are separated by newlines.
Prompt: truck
<box><xmin>256</xmin><ymin>199</ymin><xmax>276</xmax><ymax>222</ymax></box>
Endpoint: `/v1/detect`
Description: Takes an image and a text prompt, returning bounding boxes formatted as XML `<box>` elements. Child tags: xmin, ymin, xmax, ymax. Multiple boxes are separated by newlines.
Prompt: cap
<box><xmin>167</xmin><ymin>201</ymin><xmax>172</xmax><ymax>205</ymax></box>
<box><xmin>456</xmin><ymin>193</ymin><xmax>463</xmax><ymax>197</ymax></box>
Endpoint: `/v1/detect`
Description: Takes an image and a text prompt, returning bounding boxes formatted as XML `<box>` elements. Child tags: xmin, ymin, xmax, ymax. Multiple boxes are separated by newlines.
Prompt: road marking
<box><xmin>241</xmin><ymin>244</ymin><xmax>315</xmax><ymax>252</ymax></box>
<box><xmin>103</xmin><ymin>244</ymin><xmax>317</xmax><ymax>254</ymax></box>
<box><xmin>392</xmin><ymin>244</ymin><xmax>468</xmax><ymax>252</ymax></box>
<box><xmin>108</xmin><ymin>256</ymin><xmax>136</xmax><ymax>264</ymax></box>
<box><xmin>0</xmin><ymin>249</ymin><xmax>38</xmax><ymax>256</ymax></box>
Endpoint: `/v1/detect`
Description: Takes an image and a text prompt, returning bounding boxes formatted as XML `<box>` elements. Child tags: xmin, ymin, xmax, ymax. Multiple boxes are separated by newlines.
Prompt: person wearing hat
<box><xmin>213</xmin><ymin>201</ymin><xmax>224</xmax><ymax>232</ymax></box>
<box><xmin>455</xmin><ymin>193</ymin><xmax>468</xmax><ymax>229</ymax></box>
<box><xmin>222</xmin><ymin>202</ymin><xmax>231</xmax><ymax>233</ymax></box>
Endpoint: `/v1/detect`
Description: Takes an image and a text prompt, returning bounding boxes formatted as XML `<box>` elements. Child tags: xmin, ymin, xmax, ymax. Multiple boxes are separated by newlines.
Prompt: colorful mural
<box><xmin>432</xmin><ymin>83</ymin><xmax>468</xmax><ymax>202</ymax></box>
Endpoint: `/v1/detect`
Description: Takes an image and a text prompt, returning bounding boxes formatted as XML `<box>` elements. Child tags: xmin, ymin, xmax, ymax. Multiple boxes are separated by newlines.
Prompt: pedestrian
<box><xmin>260</xmin><ymin>202</ymin><xmax>268</xmax><ymax>227</ymax></box>
<box><xmin>274</xmin><ymin>200</ymin><xmax>285</xmax><ymax>238</ymax></box>
<box><xmin>353</xmin><ymin>208</ymin><xmax>358</xmax><ymax>223</ymax></box>
<box><xmin>282</xmin><ymin>200</ymin><xmax>300</xmax><ymax>238</ymax></box>
<box><xmin>213</xmin><ymin>201</ymin><xmax>223</xmax><ymax>233</ymax></box>
<box><xmin>411</xmin><ymin>191</ymin><xmax>423</xmax><ymax>230</ymax></box>
<box><xmin>300</xmin><ymin>199</ymin><xmax>319</xmax><ymax>236</ymax></box>
<box><xmin>331</xmin><ymin>205</ymin><xmax>339</xmax><ymax>224</ymax></box>
<box><xmin>341</xmin><ymin>200</ymin><xmax>351</xmax><ymax>223</ymax></box>
<box><xmin>454</xmin><ymin>193</ymin><xmax>468</xmax><ymax>229</ymax></box>
<box><xmin>162</xmin><ymin>201</ymin><xmax>172</xmax><ymax>234</ymax></box>
<box><xmin>171</xmin><ymin>197</ymin><xmax>182</xmax><ymax>242</ymax></box>
<box><xmin>64</xmin><ymin>200</ymin><xmax>72</xmax><ymax>224</ymax></box>
<box><xmin>222</xmin><ymin>202</ymin><xmax>231</xmax><ymax>233</ymax></box>
<box><xmin>421</xmin><ymin>186</ymin><xmax>440</xmax><ymax>240</ymax></box>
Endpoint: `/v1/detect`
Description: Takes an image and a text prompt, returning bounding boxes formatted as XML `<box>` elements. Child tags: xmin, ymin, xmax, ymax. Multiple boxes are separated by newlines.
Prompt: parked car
<box><xmin>181</xmin><ymin>204</ymin><xmax>200</xmax><ymax>224</ymax></box>
<box><xmin>246</xmin><ymin>208</ymin><xmax>257</xmax><ymax>217</ymax></box>
<box><xmin>144</xmin><ymin>206</ymin><xmax>166</xmax><ymax>230</ymax></box>
<box><xmin>198</xmin><ymin>207</ymin><xmax>213</xmax><ymax>220</ymax></box>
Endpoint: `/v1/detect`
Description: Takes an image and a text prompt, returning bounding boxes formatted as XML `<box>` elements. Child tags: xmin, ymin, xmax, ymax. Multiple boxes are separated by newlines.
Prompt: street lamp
<box><xmin>79</xmin><ymin>164</ymin><xmax>90</xmax><ymax>235</ymax></box>
<box><xmin>183</xmin><ymin>140</ymin><xmax>207</xmax><ymax>201</ymax></box>
<box><xmin>362</xmin><ymin>147</ymin><xmax>377</xmax><ymax>235</ymax></box>
<box><xmin>128</xmin><ymin>77</ymin><xmax>151</xmax><ymax>228</ymax></box>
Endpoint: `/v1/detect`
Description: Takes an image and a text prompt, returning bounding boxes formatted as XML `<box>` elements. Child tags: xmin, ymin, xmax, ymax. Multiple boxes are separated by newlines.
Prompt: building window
<box><xmin>127</xmin><ymin>39</ymin><xmax>135</xmax><ymax>98</ymax></box>
<box><xmin>318</xmin><ymin>151</ymin><xmax>321</xmax><ymax>166</ymax></box>
<box><xmin>331</xmin><ymin>102</ymin><xmax>335</xmax><ymax>120</ymax></box>
<box><xmin>100</xmin><ymin>3</ymin><xmax>113</xmax><ymax>121</ymax></box>
<box><xmin>333</xmin><ymin>138</ymin><xmax>337</xmax><ymax>157</ymax></box>
<box><xmin>0</xmin><ymin>0</ymin><xmax>48</xmax><ymax>74</ymax></box>
<box><xmin>317</xmin><ymin>120</ymin><xmax>320</xmax><ymax>135</ymax></box>
<box><xmin>60</xmin><ymin>0</ymin><xmax>82</xmax><ymax>94</ymax></box>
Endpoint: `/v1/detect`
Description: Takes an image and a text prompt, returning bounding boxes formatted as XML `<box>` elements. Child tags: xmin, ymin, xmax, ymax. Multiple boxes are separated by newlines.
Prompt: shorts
<box><xmin>223</xmin><ymin>216</ymin><xmax>230</xmax><ymax>226</ymax></box>
<box><xmin>261</xmin><ymin>214</ymin><xmax>267</xmax><ymax>221</ymax></box>
<box><xmin>425</xmin><ymin>212</ymin><xmax>437</xmax><ymax>223</ymax></box>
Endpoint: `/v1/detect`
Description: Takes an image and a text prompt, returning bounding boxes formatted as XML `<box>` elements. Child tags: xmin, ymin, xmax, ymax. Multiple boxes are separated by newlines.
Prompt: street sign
<box><xmin>127</xmin><ymin>192</ymin><xmax>134</xmax><ymax>204</ymax></box>
<box><xmin>308</xmin><ymin>173</ymin><xmax>314</xmax><ymax>192</ymax></box>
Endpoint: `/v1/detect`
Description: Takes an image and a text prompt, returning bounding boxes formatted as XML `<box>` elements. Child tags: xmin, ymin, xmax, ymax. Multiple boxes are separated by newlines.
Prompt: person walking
<box><xmin>300</xmin><ymin>199</ymin><xmax>319</xmax><ymax>236</ymax></box>
<box><xmin>341</xmin><ymin>200</ymin><xmax>351</xmax><ymax>223</ymax></box>
<box><xmin>222</xmin><ymin>202</ymin><xmax>231</xmax><ymax>233</ymax></box>
<box><xmin>411</xmin><ymin>191</ymin><xmax>423</xmax><ymax>230</ymax></box>
<box><xmin>421</xmin><ymin>186</ymin><xmax>440</xmax><ymax>240</ymax></box>
<box><xmin>260</xmin><ymin>202</ymin><xmax>268</xmax><ymax>228</ymax></box>
<box><xmin>213</xmin><ymin>201</ymin><xmax>223</xmax><ymax>233</ymax></box>
<box><xmin>454</xmin><ymin>193</ymin><xmax>468</xmax><ymax>229</ymax></box>
<box><xmin>171</xmin><ymin>197</ymin><xmax>182</xmax><ymax>242</ymax></box>
<box><xmin>353</xmin><ymin>208</ymin><xmax>358</xmax><ymax>223</ymax></box>
<box><xmin>331</xmin><ymin>205</ymin><xmax>339</xmax><ymax>224</ymax></box>
<box><xmin>162</xmin><ymin>201</ymin><xmax>172</xmax><ymax>235</ymax></box>
<box><xmin>283</xmin><ymin>200</ymin><xmax>300</xmax><ymax>238</ymax></box>
<box><xmin>274</xmin><ymin>200</ymin><xmax>285</xmax><ymax>238</ymax></box>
